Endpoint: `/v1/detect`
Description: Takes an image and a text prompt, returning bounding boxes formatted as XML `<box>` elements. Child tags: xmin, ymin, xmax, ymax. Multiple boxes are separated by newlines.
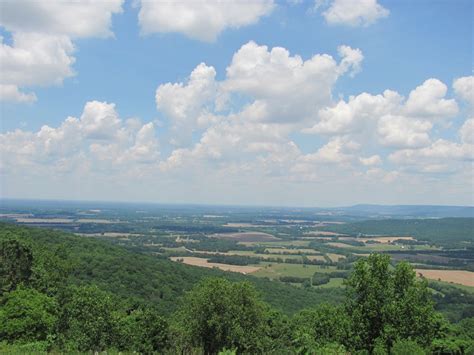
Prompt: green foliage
<box><xmin>390</xmin><ymin>339</ymin><xmax>426</xmax><ymax>355</ymax></box>
<box><xmin>116</xmin><ymin>308</ymin><xmax>169</xmax><ymax>353</ymax></box>
<box><xmin>0</xmin><ymin>222</ymin><xmax>341</xmax><ymax>315</ymax></box>
<box><xmin>0</xmin><ymin>239</ymin><xmax>33</xmax><ymax>294</ymax></box>
<box><xmin>57</xmin><ymin>285</ymin><xmax>117</xmax><ymax>351</ymax></box>
<box><xmin>292</xmin><ymin>304</ymin><xmax>351</xmax><ymax>350</ymax></box>
<box><xmin>0</xmin><ymin>287</ymin><xmax>57</xmax><ymax>344</ymax></box>
<box><xmin>431</xmin><ymin>337</ymin><xmax>473</xmax><ymax>354</ymax></box>
<box><xmin>345</xmin><ymin>255</ymin><xmax>442</xmax><ymax>351</ymax></box>
<box><xmin>0</xmin><ymin>223</ymin><xmax>471</xmax><ymax>354</ymax></box>
<box><xmin>172</xmin><ymin>278</ymin><xmax>269</xmax><ymax>354</ymax></box>
<box><xmin>312</xmin><ymin>272</ymin><xmax>331</xmax><ymax>286</ymax></box>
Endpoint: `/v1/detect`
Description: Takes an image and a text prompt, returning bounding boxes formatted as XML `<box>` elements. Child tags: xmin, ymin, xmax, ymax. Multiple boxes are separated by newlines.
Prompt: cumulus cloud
<box><xmin>0</xmin><ymin>0</ymin><xmax>123</xmax><ymax>38</ymax></box>
<box><xmin>404</xmin><ymin>78</ymin><xmax>458</xmax><ymax>119</ymax></box>
<box><xmin>1</xmin><ymin>33</ymin><xmax>75</xmax><ymax>87</ymax></box>
<box><xmin>303</xmin><ymin>78</ymin><xmax>459</xmax><ymax>150</ymax></box>
<box><xmin>0</xmin><ymin>84</ymin><xmax>36</xmax><ymax>103</ymax></box>
<box><xmin>0</xmin><ymin>1</ymin><xmax>123</xmax><ymax>103</ymax></box>
<box><xmin>377</xmin><ymin>115</ymin><xmax>432</xmax><ymax>148</ymax></box>
<box><xmin>138</xmin><ymin>0</ymin><xmax>274</xmax><ymax>41</ymax></box>
<box><xmin>319</xmin><ymin>0</ymin><xmax>389</xmax><ymax>27</ymax></box>
<box><xmin>155</xmin><ymin>63</ymin><xmax>218</xmax><ymax>143</ymax></box>
<box><xmin>453</xmin><ymin>76</ymin><xmax>474</xmax><ymax>105</ymax></box>
<box><xmin>460</xmin><ymin>118</ymin><xmax>474</xmax><ymax>144</ymax></box>
<box><xmin>0</xmin><ymin>101</ymin><xmax>159</xmax><ymax>174</ymax></box>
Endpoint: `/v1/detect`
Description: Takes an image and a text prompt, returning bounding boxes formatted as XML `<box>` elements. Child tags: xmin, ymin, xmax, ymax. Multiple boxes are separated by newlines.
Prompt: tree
<box><xmin>0</xmin><ymin>287</ymin><xmax>57</xmax><ymax>343</ymax></box>
<box><xmin>57</xmin><ymin>285</ymin><xmax>117</xmax><ymax>351</ymax></box>
<box><xmin>292</xmin><ymin>303</ymin><xmax>351</xmax><ymax>351</ymax></box>
<box><xmin>117</xmin><ymin>308</ymin><xmax>169</xmax><ymax>353</ymax></box>
<box><xmin>172</xmin><ymin>278</ymin><xmax>269</xmax><ymax>354</ymax></box>
<box><xmin>345</xmin><ymin>254</ymin><xmax>442</xmax><ymax>351</ymax></box>
<box><xmin>390</xmin><ymin>339</ymin><xmax>426</xmax><ymax>355</ymax></box>
<box><xmin>0</xmin><ymin>239</ymin><xmax>33</xmax><ymax>294</ymax></box>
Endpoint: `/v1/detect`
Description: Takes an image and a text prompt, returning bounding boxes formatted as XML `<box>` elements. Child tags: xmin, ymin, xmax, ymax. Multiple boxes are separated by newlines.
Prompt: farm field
<box><xmin>2</xmin><ymin>201</ymin><xmax>473</xmax><ymax>321</ymax></box>
<box><xmin>415</xmin><ymin>269</ymin><xmax>474</xmax><ymax>287</ymax></box>
<box><xmin>170</xmin><ymin>257</ymin><xmax>260</xmax><ymax>274</ymax></box>
<box><xmin>251</xmin><ymin>262</ymin><xmax>337</xmax><ymax>279</ymax></box>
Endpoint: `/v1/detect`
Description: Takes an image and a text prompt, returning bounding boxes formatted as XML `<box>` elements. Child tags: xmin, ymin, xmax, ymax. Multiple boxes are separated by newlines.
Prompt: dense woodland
<box><xmin>1</xmin><ymin>223</ymin><xmax>473</xmax><ymax>354</ymax></box>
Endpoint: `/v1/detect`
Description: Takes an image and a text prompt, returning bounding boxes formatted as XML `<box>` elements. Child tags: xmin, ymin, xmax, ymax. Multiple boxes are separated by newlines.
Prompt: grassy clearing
<box><xmin>316</xmin><ymin>278</ymin><xmax>345</xmax><ymax>289</ymax></box>
<box><xmin>251</xmin><ymin>262</ymin><xmax>336</xmax><ymax>279</ymax></box>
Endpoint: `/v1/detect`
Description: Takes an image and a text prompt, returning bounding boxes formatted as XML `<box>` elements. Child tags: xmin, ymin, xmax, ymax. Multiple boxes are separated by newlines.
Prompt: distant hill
<box><xmin>322</xmin><ymin>217</ymin><xmax>474</xmax><ymax>244</ymax></box>
<box><xmin>336</xmin><ymin>205</ymin><xmax>474</xmax><ymax>218</ymax></box>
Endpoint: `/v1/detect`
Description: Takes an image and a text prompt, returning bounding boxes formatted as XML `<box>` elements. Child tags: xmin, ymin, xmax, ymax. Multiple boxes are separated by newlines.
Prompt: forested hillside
<box><xmin>1</xmin><ymin>223</ymin><xmax>473</xmax><ymax>354</ymax></box>
<box><xmin>0</xmin><ymin>223</ymin><xmax>343</xmax><ymax>315</ymax></box>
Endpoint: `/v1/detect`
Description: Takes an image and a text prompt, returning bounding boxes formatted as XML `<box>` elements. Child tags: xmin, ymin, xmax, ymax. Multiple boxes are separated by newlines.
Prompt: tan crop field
<box><xmin>75</xmin><ymin>232</ymin><xmax>140</xmax><ymax>238</ymax></box>
<box><xmin>415</xmin><ymin>269</ymin><xmax>474</xmax><ymax>287</ymax></box>
<box><xmin>339</xmin><ymin>236</ymin><xmax>415</xmax><ymax>244</ymax></box>
<box><xmin>264</xmin><ymin>248</ymin><xmax>320</xmax><ymax>254</ymax></box>
<box><xmin>16</xmin><ymin>218</ymin><xmax>74</xmax><ymax>223</ymax></box>
<box><xmin>211</xmin><ymin>232</ymin><xmax>279</xmax><ymax>242</ymax></box>
<box><xmin>77</xmin><ymin>219</ymin><xmax>116</xmax><ymax>224</ymax></box>
<box><xmin>326</xmin><ymin>253</ymin><xmax>346</xmax><ymax>261</ymax></box>
<box><xmin>170</xmin><ymin>257</ymin><xmax>260</xmax><ymax>274</ymax></box>
<box><xmin>304</xmin><ymin>231</ymin><xmax>344</xmax><ymax>236</ymax></box>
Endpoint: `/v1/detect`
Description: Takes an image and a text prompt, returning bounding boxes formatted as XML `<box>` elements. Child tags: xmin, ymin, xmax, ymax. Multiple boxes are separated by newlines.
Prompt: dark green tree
<box><xmin>0</xmin><ymin>239</ymin><xmax>33</xmax><ymax>294</ymax></box>
<box><xmin>292</xmin><ymin>303</ymin><xmax>351</xmax><ymax>351</ymax></box>
<box><xmin>172</xmin><ymin>278</ymin><xmax>269</xmax><ymax>354</ymax></box>
<box><xmin>345</xmin><ymin>254</ymin><xmax>443</xmax><ymax>351</ymax></box>
<box><xmin>0</xmin><ymin>287</ymin><xmax>58</xmax><ymax>343</ymax></box>
<box><xmin>116</xmin><ymin>307</ymin><xmax>169</xmax><ymax>353</ymax></box>
<box><xmin>57</xmin><ymin>285</ymin><xmax>117</xmax><ymax>351</ymax></box>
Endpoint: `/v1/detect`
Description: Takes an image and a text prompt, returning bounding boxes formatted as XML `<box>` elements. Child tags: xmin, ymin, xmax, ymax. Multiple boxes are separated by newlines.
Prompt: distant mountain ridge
<box><xmin>336</xmin><ymin>204</ymin><xmax>474</xmax><ymax>218</ymax></box>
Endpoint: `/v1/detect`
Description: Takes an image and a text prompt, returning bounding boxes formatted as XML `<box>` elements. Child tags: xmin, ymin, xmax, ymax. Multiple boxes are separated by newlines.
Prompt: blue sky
<box><xmin>0</xmin><ymin>0</ymin><xmax>473</xmax><ymax>206</ymax></box>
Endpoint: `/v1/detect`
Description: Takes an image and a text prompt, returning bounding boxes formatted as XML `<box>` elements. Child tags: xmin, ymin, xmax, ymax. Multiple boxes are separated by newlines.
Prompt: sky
<box><xmin>0</xmin><ymin>0</ymin><xmax>473</xmax><ymax>207</ymax></box>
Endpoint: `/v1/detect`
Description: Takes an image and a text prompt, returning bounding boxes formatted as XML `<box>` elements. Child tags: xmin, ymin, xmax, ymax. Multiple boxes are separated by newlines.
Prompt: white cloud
<box><xmin>0</xmin><ymin>101</ymin><xmax>160</xmax><ymax>173</ymax></box>
<box><xmin>155</xmin><ymin>63</ymin><xmax>217</xmax><ymax>143</ymax></box>
<box><xmin>320</xmin><ymin>0</ymin><xmax>389</xmax><ymax>27</ymax></box>
<box><xmin>389</xmin><ymin>139</ymin><xmax>473</xmax><ymax>173</ymax></box>
<box><xmin>377</xmin><ymin>114</ymin><xmax>432</xmax><ymax>148</ymax></box>
<box><xmin>0</xmin><ymin>84</ymin><xmax>36</xmax><ymax>103</ymax></box>
<box><xmin>303</xmin><ymin>90</ymin><xmax>401</xmax><ymax>134</ymax></box>
<box><xmin>138</xmin><ymin>0</ymin><xmax>274</xmax><ymax>42</ymax></box>
<box><xmin>404</xmin><ymin>78</ymin><xmax>458</xmax><ymax>119</ymax></box>
<box><xmin>0</xmin><ymin>1</ymin><xmax>123</xmax><ymax>104</ymax></box>
<box><xmin>360</xmin><ymin>155</ymin><xmax>382</xmax><ymax>166</ymax></box>
<box><xmin>222</xmin><ymin>41</ymin><xmax>362</xmax><ymax>123</ymax></box>
<box><xmin>0</xmin><ymin>0</ymin><xmax>123</xmax><ymax>38</ymax></box>
<box><xmin>460</xmin><ymin>118</ymin><xmax>474</xmax><ymax>144</ymax></box>
<box><xmin>1</xmin><ymin>33</ymin><xmax>75</xmax><ymax>87</ymax></box>
<box><xmin>453</xmin><ymin>76</ymin><xmax>474</xmax><ymax>105</ymax></box>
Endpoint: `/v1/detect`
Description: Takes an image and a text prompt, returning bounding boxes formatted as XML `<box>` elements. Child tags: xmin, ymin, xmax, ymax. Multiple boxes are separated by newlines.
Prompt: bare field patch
<box><xmin>211</xmin><ymin>232</ymin><xmax>279</xmax><ymax>242</ymax></box>
<box><xmin>76</xmin><ymin>232</ymin><xmax>141</xmax><ymax>238</ymax></box>
<box><xmin>326</xmin><ymin>253</ymin><xmax>346</xmax><ymax>262</ymax></box>
<box><xmin>16</xmin><ymin>218</ymin><xmax>73</xmax><ymax>223</ymax></box>
<box><xmin>170</xmin><ymin>257</ymin><xmax>260</xmax><ymax>274</ymax></box>
<box><xmin>415</xmin><ymin>269</ymin><xmax>474</xmax><ymax>287</ymax></box>
<box><xmin>304</xmin><ymin>231</ymin><xmax>344</xmax><ymax>236</ymax></box>
<box><xmin>76</xmin><ymin>218</ymin><xmax>117</xmax><ymax>224</ymax></box>
<box><xmin>339</xmin><ymin>236</ymin><xmax>415</xmax><ymax>244</ymax></box>
<box><xmin>264</xmin><ymin>248</ymin><xmax>320</xmax><ymax>255</ymax></box>
<box><xmin>223</xmin><ymin>223</ymin><xmax>259</xmax><ymax>228</ymax></box>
